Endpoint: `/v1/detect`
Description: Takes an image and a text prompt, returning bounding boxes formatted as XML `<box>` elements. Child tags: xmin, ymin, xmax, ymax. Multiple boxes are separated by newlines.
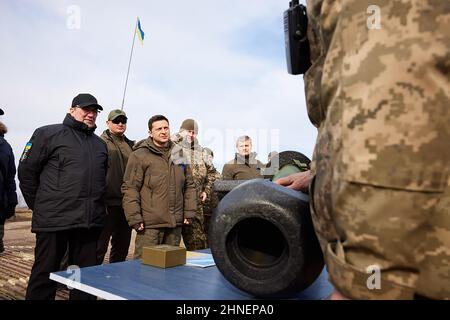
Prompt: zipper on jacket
<box><xmin>57</xmin><ymin>155</ymin><xmax>62</xmax><ymax>189</ymax></box>
<box><xmin>86</xmin><ymin>133</ymin><xmax>93</xmax><ymax>225</ymax></box>
<box><xmin>168</xmin><ymin>158</ymin><xmax>176</xmax><ymax>227</ymax></box>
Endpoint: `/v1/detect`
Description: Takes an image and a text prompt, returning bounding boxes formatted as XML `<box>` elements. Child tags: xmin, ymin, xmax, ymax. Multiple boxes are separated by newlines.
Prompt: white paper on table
<box><xmin>185</xmin><ymin>251</ymin><xmax>216</xmax><ymax>268</ymax></box>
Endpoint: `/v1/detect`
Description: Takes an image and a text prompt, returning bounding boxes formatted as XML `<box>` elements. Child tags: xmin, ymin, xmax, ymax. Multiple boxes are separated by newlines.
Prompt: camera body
<box><xmin>284</xmin><ymin>0</ymin><xmax>311</xmax><ymax>75</ymax></box>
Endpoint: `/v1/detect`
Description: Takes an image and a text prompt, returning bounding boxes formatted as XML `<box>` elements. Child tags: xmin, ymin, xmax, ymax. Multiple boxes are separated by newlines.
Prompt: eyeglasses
<box><xmin>112</xmin><ymin>117</ymin><xmax>127</xmax><ymax>124</ymax></box>
<box><xmin>79</xmin><ymin>107</ymin><xmax>99</xmax><ymax>114</ymax></box>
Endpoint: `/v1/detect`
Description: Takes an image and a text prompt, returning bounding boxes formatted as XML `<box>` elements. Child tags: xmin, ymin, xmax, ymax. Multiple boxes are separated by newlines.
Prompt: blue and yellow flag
<box><xmin>136</xmin><ymin>18</ymin><xmax>145</xmax><ymax>45</ymax></box>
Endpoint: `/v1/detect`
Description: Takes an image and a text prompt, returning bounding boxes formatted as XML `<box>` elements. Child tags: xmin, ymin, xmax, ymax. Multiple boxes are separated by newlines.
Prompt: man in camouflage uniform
<box><xmin>278</xmin><ymin>0</ymin><xmax>450</xmax><ymax>299</ymax></box>
<box><xmin>171</xmin><ymin>119</ymin><xmax>219</xmax><ymax>250</ymax></box>
<box><xmin>201</xmin><ymin>147</ymin><xmax>222</xmax><ymax>236</ymax></box>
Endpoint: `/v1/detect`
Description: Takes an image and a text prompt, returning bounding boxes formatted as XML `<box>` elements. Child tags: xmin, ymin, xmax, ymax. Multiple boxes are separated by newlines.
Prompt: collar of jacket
<box><xmin>103</xmin><ymin>129</ymin><xmax>134</xmax><ymax>148</ymax></box>
<box><xmin>63</xmin><ymin>113</ymin><xmax>96</xmax><ymax>134</ymax></box>
<box><xmin>134</xmin><ymin>137</ymin><xmax>174</xmax><ymax>155</ymax></box>
<box><xmin>235</xmin><ymin>152</ymin><xmax>257</xmax><ymax>165</ymax></box>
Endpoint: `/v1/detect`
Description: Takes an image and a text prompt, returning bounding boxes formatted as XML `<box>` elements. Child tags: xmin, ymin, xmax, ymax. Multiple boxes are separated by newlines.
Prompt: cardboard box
<box><xmin>142</xmin><ymin>245</ymin><xmax>186</xmax><ymax>268</ymax></box>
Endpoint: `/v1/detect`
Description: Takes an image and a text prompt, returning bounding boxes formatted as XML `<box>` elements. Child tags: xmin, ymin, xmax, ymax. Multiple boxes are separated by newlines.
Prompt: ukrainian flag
<box><xmin>136</xmin><ymin>18</ymin><xmax>145</xmax><ymax>45</ymax></box>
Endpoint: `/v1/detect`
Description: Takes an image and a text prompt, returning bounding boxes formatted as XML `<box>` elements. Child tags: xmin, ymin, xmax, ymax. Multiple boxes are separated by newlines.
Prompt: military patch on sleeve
<box><xmin>179</xmin><ymin>163</ymin><xmax>187</xmax><ymax>173</ymax></box>
<box><xmin>20</xmin><ymin>142</ymin><xmax>33</xmax><ymax>162</ymax></box>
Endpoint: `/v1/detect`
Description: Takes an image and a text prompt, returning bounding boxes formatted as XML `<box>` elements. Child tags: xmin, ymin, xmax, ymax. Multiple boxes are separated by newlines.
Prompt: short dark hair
<box><xmin>148</xmin><ymin>115</ymin><xmax>169</xmax><ymax>130</ymax></box>
<box><xmin>236</xmin><ymin>135</ymin><xmax>251</xmax><ymax>147</ymax></box>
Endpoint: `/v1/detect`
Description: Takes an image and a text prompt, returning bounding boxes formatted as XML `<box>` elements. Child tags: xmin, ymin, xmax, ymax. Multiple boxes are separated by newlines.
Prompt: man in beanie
<box><xmin>0</xmin><ymin>108</ymin><xmax>18</xmax><ymax>254</ymax></box>
<box><xmin>96</xmin><ymin>109</ymin><xmax>134</xmax><ymax>264</ymax></box>
<box><xmin>171</xmin><ymin>119</ymin><xmax>219</xmax><ymax>250</ymax></box>
<box><xmin>222</xmin><ymin>135</ymin><xmax>264</xmax><ymax>180</ymax></box>
<box><xmin>122</xmin><ymin>115</ymin><xmax>197</xmax><ymax>258</ymax></box>
<box><xmin>18</xmin><ymin>93</ymin><xmax>107</xmax><ymax>300</ymax></box>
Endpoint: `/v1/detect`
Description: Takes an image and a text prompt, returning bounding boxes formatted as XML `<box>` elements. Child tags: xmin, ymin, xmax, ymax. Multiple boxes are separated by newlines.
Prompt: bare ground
<box><xmin>0</xmin><ymin>210</ymin><xmax>137</xmax><ymax>300</ymax></box>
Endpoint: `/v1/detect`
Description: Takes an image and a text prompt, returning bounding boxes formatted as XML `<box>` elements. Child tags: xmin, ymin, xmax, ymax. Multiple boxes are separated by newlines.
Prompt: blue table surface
<box><xmin>52</xmin><ymin>253</ymin><xmax>333</xmax><ymax>300</ymax></box>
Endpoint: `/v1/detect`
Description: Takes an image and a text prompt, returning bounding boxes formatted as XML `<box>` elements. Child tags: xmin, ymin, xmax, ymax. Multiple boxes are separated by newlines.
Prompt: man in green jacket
<box><xmin>222</xmin><ymin>135</ymin><xmax>264</xmax><ymax>180</ymax></box>
<box><xmin>122</xmin><ymin>115</ymin><xmax>197</xmax><ymax>259</ymax></box>
<box><xmin>97</xmin><ymin>109</ymin><xmax>134</xmax><ymax>264</ymax></box>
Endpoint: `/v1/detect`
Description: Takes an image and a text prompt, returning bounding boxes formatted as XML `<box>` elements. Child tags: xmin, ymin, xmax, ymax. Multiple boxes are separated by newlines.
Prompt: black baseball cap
<box><xmin>71</xmin><ymin>93</ymin><xmax>103</xmax><ymax>111</ymax></box>
<box><xmin>0</xmin><ymin>108</ymin><xmax>3</xmax><ymax>115</ymax></box>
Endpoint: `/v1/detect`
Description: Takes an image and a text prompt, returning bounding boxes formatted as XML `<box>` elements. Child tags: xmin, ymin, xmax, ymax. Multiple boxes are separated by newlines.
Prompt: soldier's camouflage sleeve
<box><xmin>183</xmin><ymin>165</ymin><xmax>198</xmax><ymax>219</ymax></box>
<box><xmin>202</xmin><ymin>151</ymin><xmax>219</xmax><ymax>198</ymax></box>
<box><xmin>306</xmin><ymin>0</ymin><xmax>450</xmax><ymax>299</ymax></box>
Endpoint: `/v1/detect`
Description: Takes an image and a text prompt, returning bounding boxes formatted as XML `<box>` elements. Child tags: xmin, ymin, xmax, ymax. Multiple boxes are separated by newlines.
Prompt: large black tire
<box><xmin>214</xmin><ymin>180</ymin><xmax>249</xmax><ymax>201</ymax></box>
<box><xmin>209</xmin><ymin>179</ymin><xmax>324</xmax><ymax>298</ymax></box>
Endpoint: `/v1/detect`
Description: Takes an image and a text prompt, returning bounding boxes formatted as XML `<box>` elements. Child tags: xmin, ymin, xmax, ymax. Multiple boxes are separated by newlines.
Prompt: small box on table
<box><xmin>142</xmin><ymin>245</ymin><xmax>186</xmax><ymax>268</ymax></box>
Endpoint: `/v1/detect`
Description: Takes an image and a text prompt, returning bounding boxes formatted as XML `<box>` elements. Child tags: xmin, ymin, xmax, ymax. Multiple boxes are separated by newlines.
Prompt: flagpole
<box><xmin>121</xmin><ymin>17</ymin><xmax>138</xmax><ymax>110</ymax></box>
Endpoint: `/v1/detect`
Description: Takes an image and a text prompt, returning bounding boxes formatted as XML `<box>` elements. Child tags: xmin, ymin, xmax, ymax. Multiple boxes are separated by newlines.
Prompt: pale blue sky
<box><xmin>0</xmin><ymin>0</ymin><xmax>315</xmax><ymax>204</ymax></box>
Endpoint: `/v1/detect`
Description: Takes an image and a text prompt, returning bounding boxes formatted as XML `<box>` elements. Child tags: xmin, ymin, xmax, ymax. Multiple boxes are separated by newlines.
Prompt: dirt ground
<box><xmin>0</xmin><ymin>209</ymin><xmax>137</xmax><ymax>300</ymax></box>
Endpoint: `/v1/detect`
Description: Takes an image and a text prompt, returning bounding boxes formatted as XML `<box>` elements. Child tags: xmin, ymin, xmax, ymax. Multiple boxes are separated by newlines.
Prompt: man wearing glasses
<box><xmin>96</xmin><ymin>109</ymin><xmax>134</xmax><ymax>264</ymax></box>
<box><xmin>18</xmin><ymin>93</ymin><xmax>108</xmax><ymax>300</ymax></box>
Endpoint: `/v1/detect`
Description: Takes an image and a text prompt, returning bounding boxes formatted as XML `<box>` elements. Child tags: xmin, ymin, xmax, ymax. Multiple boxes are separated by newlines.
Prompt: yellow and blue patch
<box><xmin>20</xmin><ymin>142</ymin><xmax>33</xmax><ymax>162</ymax></box>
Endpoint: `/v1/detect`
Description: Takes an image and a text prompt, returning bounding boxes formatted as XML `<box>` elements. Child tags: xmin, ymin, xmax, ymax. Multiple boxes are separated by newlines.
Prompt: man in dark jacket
<box><xmin>222</xmin><ymin>135</ymin><xmax>264</xmax><ymax>180</ymax></box>
<box><xmin>0</xmin><ymin>108</ymin><xmax>18</xmax><ymax>254</ymax></box>
<box><xmin>96</xmin><ymin>109</ymin><xmax>134</xmax><ymax>264</ymax></box>
<box><xmin>18</xmin><ymin>93</ymin><xmax>108</xmax><ymax>300</ymax></box>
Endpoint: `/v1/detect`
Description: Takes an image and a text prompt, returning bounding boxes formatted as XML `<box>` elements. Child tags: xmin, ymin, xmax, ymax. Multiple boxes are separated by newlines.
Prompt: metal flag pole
<box><xmin>121</xmin><ymin>17</ymin><xmax>138</xmax><ymax>110</ymax></box>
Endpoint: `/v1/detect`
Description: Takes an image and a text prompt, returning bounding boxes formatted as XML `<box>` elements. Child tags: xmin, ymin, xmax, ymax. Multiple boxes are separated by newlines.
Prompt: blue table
<box><xmin>50</xmin><ymin>257</ymin><xmax>333</xmax><ymax>300</ymax></box>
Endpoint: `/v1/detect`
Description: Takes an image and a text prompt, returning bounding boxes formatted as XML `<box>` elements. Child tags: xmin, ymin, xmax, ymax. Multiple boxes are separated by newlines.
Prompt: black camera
<box><xmin>284</xmin><ymin>0</ymin><xmax>311</xmax><ymax>75</ymax></box>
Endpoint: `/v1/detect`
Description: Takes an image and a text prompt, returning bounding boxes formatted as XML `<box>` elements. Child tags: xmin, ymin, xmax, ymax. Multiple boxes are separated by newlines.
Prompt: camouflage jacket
<box><xmin>171</xmin><ymin>133</ymin><xmax>219</xmax><ymax>200</ymax></box>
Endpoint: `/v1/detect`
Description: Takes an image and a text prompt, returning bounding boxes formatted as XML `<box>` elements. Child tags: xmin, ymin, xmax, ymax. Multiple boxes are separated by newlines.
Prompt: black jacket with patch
<box><xmin>18</xmin><ymin>114</ymin><xmax>108</xmax><ymax>232</ymax></box>
<box><xmin>0</xmin><ymin>123</ymin><xmax>18</xmax><ymax>223</ymax></box>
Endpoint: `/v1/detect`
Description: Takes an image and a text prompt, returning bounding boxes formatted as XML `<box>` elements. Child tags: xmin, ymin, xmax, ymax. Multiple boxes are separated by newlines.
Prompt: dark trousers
<box><xmin>26</xmin><ymin>228</ymin><xmax>101</xmax><ymax>300</ymax></box>
<box><xmin>96</xmin><ymin>206</ymin><xmax>131</xmax><ymax>264</ymax></box>
<box><xmin>0</xmin><ymin>222</ymin><xmax>4</xmax><ymax>252</ymax></box>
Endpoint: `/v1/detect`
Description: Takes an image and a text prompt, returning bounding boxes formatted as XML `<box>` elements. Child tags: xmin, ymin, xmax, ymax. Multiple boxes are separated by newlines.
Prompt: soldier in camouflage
<box><xmin>171</xmin><ymin>119</ymin><xmax>219</xmax><ymax>250</ymax></box>
<box><xmin>201</xmin><ymin>148</ymin><xmax>222</xmax><ymax>236</ymax></box>
<box><xmin>278</xmin><ymin>0</ymin><xmax>450</xmax><ymax>299</ymax></box>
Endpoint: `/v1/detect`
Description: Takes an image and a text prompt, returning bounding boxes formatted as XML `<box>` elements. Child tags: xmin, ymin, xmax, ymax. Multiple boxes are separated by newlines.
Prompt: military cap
<box><xmin>108</xmin><ymin>109</ymin><xmax>128</xmax><ymax>121</ymax></box>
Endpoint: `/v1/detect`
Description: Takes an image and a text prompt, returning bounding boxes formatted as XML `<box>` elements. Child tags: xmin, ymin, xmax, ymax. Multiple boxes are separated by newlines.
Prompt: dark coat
<box><xmin>222</xmin><ymin>152</ymin><xmax>264</xmax><ymax>180</ymax></box>
<box><xmin>100</xmin><ymin>130</ymin><xmax>134</xmax><ymax>206</ymax></box>
<box><xmin>18</xmin><ymin>114</ymin><xmax>108</xmax><ymax>232</ymax></box>
<box><xmin>0</xmin><ymin>122</ymin><xmax>18</xmax><ymax>223</ymax></box>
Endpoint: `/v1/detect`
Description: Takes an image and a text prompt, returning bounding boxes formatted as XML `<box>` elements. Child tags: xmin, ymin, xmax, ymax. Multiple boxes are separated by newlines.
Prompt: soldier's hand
<box><xmin>184</xmin><ymin>218</ymin><xmax>193</xmax><ymax>225</ymax></box>
<box><xmin>200</xmin><ymin>191</ymin><xmax>207</xmax><ymax>203</ymax></box>
<box><xmin>274</xmin><ymin>170</ymin><xmax>312</xmax><ymax>193</ymax></box>
<box><xmin>134</xmin><ymin>222</ymin><xmax>144</xmax><ymax>231</ymax></box>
